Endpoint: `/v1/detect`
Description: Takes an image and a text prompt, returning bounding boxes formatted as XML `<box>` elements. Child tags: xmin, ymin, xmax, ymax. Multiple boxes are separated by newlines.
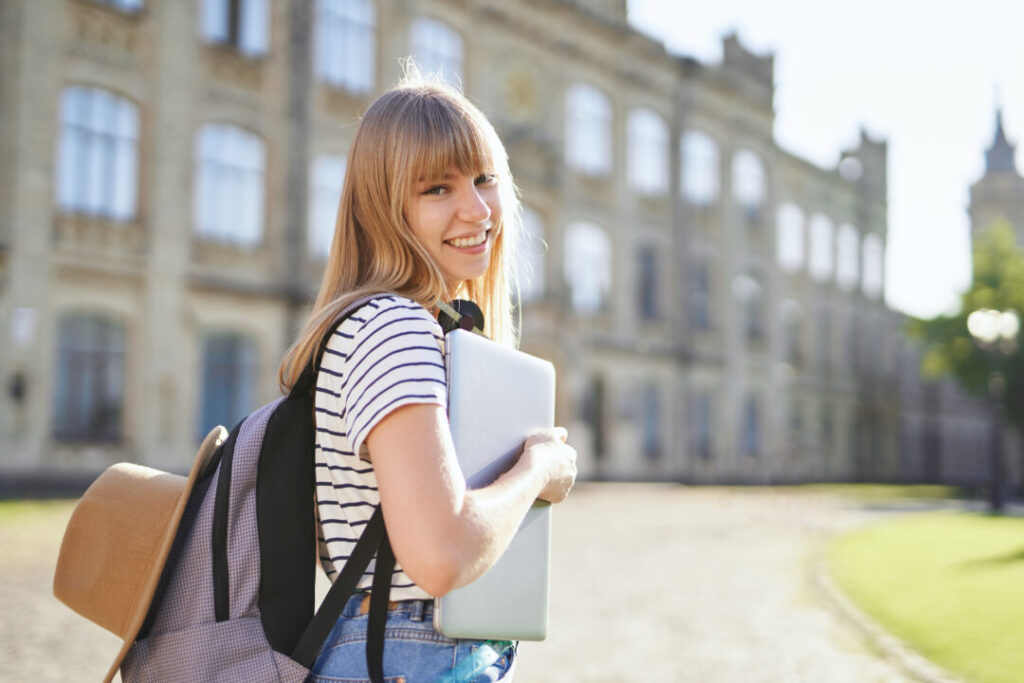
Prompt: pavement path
<box><xmin>1</xmin><ymin>486</ymin><xmax>929</xmax><ymax>682</ymax></box>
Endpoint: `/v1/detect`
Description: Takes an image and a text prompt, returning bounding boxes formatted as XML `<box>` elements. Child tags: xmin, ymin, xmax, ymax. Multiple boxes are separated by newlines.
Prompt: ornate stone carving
<box><xmin>204</xmin><ymin>47</ymin><xmax>264</xmax><ymax>95</ymax></box>
<box><xmin>54</xmin><ymin>213</ymin><xmax>145</xmax><ymax>257</ymax></box>
<box><xmin>67</xmin><ymin>0</ymin><xmax>141</xmax><ymax>69</ymax></box>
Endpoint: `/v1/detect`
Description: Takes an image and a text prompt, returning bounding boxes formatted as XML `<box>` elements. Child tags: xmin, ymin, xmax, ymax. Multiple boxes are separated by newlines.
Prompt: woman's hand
<box><xmin>521</xmin><ymin>427</ymin><xmax>577</xmax><ymax>504</ymax></box>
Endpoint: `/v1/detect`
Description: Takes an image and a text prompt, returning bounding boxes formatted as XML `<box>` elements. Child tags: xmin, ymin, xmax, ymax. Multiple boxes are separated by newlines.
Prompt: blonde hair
<box><xmin>278</xmin><ymin>69</ymin><xmax>521</xmax><ymax>392</ymax></box>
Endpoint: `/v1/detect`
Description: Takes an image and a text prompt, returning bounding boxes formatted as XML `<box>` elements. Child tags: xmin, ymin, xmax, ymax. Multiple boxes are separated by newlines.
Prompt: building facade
<box><xmin>0</xmin><ymin>0</ymin><xmax>1002</xmax><ymax>488</ymax></box>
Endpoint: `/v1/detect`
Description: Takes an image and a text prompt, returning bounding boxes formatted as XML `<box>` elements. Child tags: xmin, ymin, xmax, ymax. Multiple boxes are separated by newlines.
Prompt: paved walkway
<box><xmin>1</xmin><ymin>486</ymin><xmax>930</xmax><ymax>682</ymax></box>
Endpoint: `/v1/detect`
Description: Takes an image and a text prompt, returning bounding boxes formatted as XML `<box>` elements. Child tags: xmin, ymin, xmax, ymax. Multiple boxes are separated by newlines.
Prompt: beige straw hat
<box><xmin>53</xmin><ymin>425</ymin><xmax>228</xmax><ymax>683</ymax></box>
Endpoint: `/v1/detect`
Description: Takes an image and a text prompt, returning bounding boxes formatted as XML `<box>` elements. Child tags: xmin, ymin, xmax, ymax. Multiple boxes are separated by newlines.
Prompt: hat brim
<box><xmin>103</xmin><ymin>425</ymin><xmax>228</xmax><ymax>683</ymax></box>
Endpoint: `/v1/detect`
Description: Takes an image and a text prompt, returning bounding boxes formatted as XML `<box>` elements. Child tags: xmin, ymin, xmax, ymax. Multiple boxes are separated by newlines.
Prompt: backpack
<box><xmin>55</xmin><ymin>295</ymin><xmax>397</xmax><ymax>683</ymax></box>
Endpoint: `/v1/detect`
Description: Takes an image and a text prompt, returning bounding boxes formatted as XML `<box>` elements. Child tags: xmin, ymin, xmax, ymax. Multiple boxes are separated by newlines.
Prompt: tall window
<box><xmin>741</xmin><ymin>395</ymin><xmax>760</xmax><ymax>458</ymax></box>
<box><xmin>565</xmin><ymin>84</ymin><xmax>612</xmax><ymax>176</ymax></box>
<box><xmin>316</xmin><ymin>0</ymin><xmax>376</xmax><ymax>93</ymax></box>
<box><xmin>808</xmin><ymin>213</ymin><xmax>834</xmax><ymax>282</ymax></box>
<box><xmin>815</xmin><ymin>309</ymin><xmax>831</xmax><ymax>370</ymax></box>
<box><xmin>199</xmin><ymin>332</ymin><xmax>257</xmax><ymax>437</ymax></box>
<box><xmin>309</xmin><ymin>155</ymin><xmax>346</xmax><ymax>259</ymax></box>
<box><xmin>57</xmin><ymin>86</ymin><xmax>139</xmax><ymax>221</ymax></box>
<box><xmin>734</xmin><ymin>272</ymin><xmax>764</xmax><ymax>343</ymax></box>
<box><xmin>627</xmin><ymin>109</ymin><xmax>668</xmax><ymax>195</ymax></box>
<box><xmin>53</xmin><ymin>313</ymin><xmax>125</xmax><ymax>442</ymax></box>
<box><xmin>836</xmin><ymin>224</ymin><xmax>860</xmax><ymax>291</ymax></box>
<box><xmin>409</xmin><ymin>17</ymin><xmax>463</xmax><ymax>87</ymax></box>
<box><xmin>680</xmin><ymin>130</ymin><xmax>719</xmax><ymax>205</ymax></box>
<box><xmin>516</xmin><ymin>206</ymin><xmax>546</xmax><ymax>302</ymax></box>
<box><xmin>580</xmin><ymin>375</ymin><xmax>606</xmax><ymax>462</ymax></box>
<box><xmin>862</xmin><ymin>233</ymin><xmax>885</xmax><ymax>299</ymax></box>
<box><xmin>776</xmin><ymin>202</ymin><xmax>804</xmax><ymax>271</ymax></box>
<box><xmin>564</xmin><ymin>222</ymin><xmax>611</xmax><ymax>314</ymax></box>
<box><xmin>689</xmin><ymin>259</ymin><xmax>712</xmax><ymax>331</ymax></box>
<box><xmin>637</xmin><ymin>246</ymin><xmax>660</xmax><ymax>320</ymax></box>
<box><xmin>641</xmin><ymin>385</ymin><xmax>662</xmax><ymax>460</ymax></box>
<box><xmin>732</xmin><ymin>149</ymin><xmax>766</xmax><ymax>222</ymax></box>
<box><xmin>200</xmin><ymin>0</ymin><xmax>269</xmax><ymax>56</ymax></box>
<box><xmin>194</xmin><ymin>124</ymin><xmax>265</xmax><ymax>246</ymax></box>
<box><xmin>691</xmin><ymin>392</ymin><xmax>713</xmax><ymax>460</ymax></box>
<box><xmin>781</xmin><ymin>299</ymin><xmax>803</xmax><ymax>365</ymax></box>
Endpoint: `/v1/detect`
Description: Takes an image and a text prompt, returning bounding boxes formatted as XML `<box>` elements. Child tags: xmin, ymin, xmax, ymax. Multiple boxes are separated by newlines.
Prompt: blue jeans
<box><xmin>307</xmin><ymin>593</ymin><xmax>517</xmax><ymax>683</ymax></box>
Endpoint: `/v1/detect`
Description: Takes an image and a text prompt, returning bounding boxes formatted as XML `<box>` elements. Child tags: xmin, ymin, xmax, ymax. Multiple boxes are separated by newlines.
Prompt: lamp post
<box><xmin>966</xmin><ymin>308</ymin><xmax>1019</xmax><ymax>512</ymax></box>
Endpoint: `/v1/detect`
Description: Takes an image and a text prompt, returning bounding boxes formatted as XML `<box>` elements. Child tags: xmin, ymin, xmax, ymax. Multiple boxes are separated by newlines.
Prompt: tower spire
<box><xmin>986</xmin><ymin>107</ymin><xmax>1017</xmax><ymax>173</ymax></box>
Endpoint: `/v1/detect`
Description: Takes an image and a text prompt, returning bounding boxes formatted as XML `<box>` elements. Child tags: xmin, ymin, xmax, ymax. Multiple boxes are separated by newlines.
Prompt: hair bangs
<box><xmin>406</xmin><ymin>93</ymin><xmax>497</xmax><ymax>183</ymax></box>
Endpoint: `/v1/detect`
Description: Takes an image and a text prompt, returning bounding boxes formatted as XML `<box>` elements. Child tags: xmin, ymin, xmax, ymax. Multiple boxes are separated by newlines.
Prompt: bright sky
<box><xmin>628</xmin><ymin>0</ymin><xmax>1024</xmax><ymax>319</ymax></box>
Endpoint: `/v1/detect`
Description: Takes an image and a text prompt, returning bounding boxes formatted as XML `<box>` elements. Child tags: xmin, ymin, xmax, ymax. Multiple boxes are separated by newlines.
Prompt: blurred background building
<box><xmin>0</xmin><ymin>0</ymin><xmax>1013</xmax><ymax>490</ymax></box>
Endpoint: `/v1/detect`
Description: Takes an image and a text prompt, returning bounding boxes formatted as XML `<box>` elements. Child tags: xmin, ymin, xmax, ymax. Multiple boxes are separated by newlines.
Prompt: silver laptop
<box><xmin>434</xmin><ymin>328</ymin><xmax>554</xmax><ymax>641</ymax></box>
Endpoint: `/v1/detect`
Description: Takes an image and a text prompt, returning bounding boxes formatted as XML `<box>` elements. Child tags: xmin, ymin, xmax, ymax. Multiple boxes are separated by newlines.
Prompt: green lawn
<box><xmin>828</xmin><ymin>511</ymin><xmax>1024</xmax><ymax>683</ymax></box>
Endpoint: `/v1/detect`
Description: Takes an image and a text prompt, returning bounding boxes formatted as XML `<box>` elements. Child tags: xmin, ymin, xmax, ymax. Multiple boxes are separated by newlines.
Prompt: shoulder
<box><xmin>348</xmin><ymin>295</ymin><xmax>443</xmax><ymax>344</ymax></box>
<box><xmin>323</xmin><ymin>295</ymin><xmax>443</xmax><ymax>361</ymax></box>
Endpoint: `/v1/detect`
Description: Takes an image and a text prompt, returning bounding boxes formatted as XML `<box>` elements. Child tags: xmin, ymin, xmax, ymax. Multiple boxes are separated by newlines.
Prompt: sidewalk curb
<box><xmin>812</xmin><ymin>546</ymin><xmax>966</xmax><ymax>683</ymax></box>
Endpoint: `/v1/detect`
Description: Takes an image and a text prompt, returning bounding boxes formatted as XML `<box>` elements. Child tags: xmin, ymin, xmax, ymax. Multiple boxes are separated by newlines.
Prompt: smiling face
<box><xmin>404</xmin><ymin>168</ymin><xmax>503</xmax><ymax>294</ymax></box>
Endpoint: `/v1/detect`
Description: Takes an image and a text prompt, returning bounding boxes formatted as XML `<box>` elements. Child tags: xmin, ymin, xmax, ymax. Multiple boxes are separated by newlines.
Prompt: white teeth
<box><xmin>447</xmin><ymin>232</ymin><xmax>487</xmax><ymax>248</ymax></box>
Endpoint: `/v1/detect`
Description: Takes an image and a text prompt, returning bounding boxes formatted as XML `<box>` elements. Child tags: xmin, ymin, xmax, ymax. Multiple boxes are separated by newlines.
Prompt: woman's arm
<box><xmin>367</xmin><ymin>402</ymin><xmax>576</xmax><ymax>597</ymax></box>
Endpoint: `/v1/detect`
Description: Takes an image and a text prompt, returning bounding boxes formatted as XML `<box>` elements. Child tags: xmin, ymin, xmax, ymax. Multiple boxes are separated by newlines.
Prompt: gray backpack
<box><xmin>122</xmin><ymin>296</ymin><xmax>396</xmax><ymax>682</ymax></box>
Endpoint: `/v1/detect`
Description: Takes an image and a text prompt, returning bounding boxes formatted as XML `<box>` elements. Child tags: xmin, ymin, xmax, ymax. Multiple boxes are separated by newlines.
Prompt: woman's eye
<box><xmin>423</xmin><ymin>185</ymin><xmax>448</xmax><ymax>196</ymax></box>
<box><xmin>475</xmin><ymin>173</ymin><xmax>497</xmax><ymax>185</ymax></box>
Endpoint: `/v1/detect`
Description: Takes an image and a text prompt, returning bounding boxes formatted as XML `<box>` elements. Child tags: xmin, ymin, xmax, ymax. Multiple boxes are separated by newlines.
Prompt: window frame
<box><xmin>56</xmin><ymin>85</ymin><xmax>140</xmax><ymax>222</ymax></box>
<box><xmin>565</xmin><ymin>83</ymin><xmax>613</xmax><ymax>177</ymax></box>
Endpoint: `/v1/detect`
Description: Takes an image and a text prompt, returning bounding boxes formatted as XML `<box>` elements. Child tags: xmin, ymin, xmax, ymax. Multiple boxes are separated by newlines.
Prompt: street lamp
<box><xmin>966</xmin><ymin>308</ymin><xmax>1019</xmax><ymax>512</ymax></box>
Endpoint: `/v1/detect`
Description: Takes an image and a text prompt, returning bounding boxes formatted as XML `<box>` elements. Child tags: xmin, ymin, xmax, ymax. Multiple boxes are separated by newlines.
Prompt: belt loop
<box><xmin>411</xmin><ymin>599</ymin><xmax>425</xmax><ymax>622</ymax></box>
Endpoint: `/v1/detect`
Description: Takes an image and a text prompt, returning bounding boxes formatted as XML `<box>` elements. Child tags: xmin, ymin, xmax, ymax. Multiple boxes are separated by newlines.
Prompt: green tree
<box><xmin>907</xmin><ymin>220</ymin><xmax>1024</xmax><ymax>431</ymax></box>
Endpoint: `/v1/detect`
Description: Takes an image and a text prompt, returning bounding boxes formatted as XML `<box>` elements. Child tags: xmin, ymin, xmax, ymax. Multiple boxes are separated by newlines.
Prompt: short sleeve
<box><xmin>341</xmin><ymin>300</ymin><xmax>447</xmax><ymax>458</ymax></box>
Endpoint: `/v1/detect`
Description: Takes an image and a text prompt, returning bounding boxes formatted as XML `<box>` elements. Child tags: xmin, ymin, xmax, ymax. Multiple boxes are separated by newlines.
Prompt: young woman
<box><xmin>277</xmin><ymin>71</ymin><xmax>578</xmax><ymax>682</ymax></box>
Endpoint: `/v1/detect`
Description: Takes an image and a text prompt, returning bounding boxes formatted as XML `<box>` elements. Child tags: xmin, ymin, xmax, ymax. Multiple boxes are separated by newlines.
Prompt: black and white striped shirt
<box><xmin>314</xmin><ymin>295</ymin><xmax>446</xmax><ymax>600</ymax></box>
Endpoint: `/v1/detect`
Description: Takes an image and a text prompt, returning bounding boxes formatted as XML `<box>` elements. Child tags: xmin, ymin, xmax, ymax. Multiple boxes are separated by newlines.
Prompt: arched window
<box><xmin>409</xmin><ymin>17</ymin><xmax>464</xmax><ymax>88</ymax></box>
<box><xmin>200</xmin><ymin>0</ymin><xmax>269</xmax><ymax>56</ymax></box>
<box><xmin>732</xmin><ymin>149</ymin><xmax>766</xmax><ymax>215</ymax></box>
<box><xmin>198</xmin><ymin>332</ymin><xmax>258</xmax><ymax>437</ymax></box>
<box><xmin>808</xmin><ymin>213</ymin><xmax>834</xmax><ymax>282</ymax></box>
<box><xmin>862</xmin><ymin>233</ymin><xmax>885</xmax><ymax>298</ymax></box>
<box><xmin>776</xmin><ymin>202</ymin><xmax>804</xmax><ymax>271</ymax></box>
<box><xmin>627</xmin><ymin>108</ymin><xmax>668</xmax><ymax>195</ymax></box>
<box><xmin>95</xmin><ymin>0</ymin><xmax>143</xmax><ymax>11</ymax></box>
<box><xmin>53</xmin><ymin>313</ymin><xmax>125</xmax><ymax>442</ymax></box>
<box><xmin>194</xmin><ymin>124</ymin><xmax>265</xmax><ymax>246</ymax></box>
<box><xmin>515</xmin><ymin>206</ymin><xmax>546</xmax><ymax>302</ymax></box>
<box><xmin>564</xmin><ymin>222</ymin><xmax>611</xmax><ymax>313</ymax></box>
<box><xmin>316</xmin><ymin>0</ymin><xmax>376</xmax><ymax>93</ymax></box>
<box><xmin>57</xmin><ymin>86</ymin><xmax>139</xmax><ymax>221</ymax></box>
<box><xmin>680</xmin><ymin>130</ymin><xmax>719</xmax><ymax>205</ymax></box>
<box><xmin>565</xmin><ymin>84</ymin><xmax>612</xmax><ymax>176</ymax></box>
<box><xmin>308</xmin><ymin>154</ymin><xmax>346</xmax><ymax>259</ymax></box>
<box><xmin>836</xmin><ymin>224</ymin><xmax>860</xmax><ymax>291</ymax></box>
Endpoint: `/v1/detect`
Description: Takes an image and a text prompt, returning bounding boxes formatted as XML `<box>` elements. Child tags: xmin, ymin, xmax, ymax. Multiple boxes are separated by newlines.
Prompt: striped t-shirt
<box><xmin>314</xmin><ymin>295</ymin><xmax>447</xmax><ymax>601</ymax></box>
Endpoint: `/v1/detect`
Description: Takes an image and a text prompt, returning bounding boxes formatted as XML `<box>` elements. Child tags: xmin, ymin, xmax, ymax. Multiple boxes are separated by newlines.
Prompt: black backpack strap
<box><xmin>211</xmin><ymin>422</ymin><xmax>243</xmax><ymax>622</ymax></box>
<box><xmin>366</xmin><ymin>526</ymin><xmax>396</xmax><ymax>683</ymax></box>
<box><xmin>291</xmin><ymin>507</ymin><xmax>386</xmax><ymax>668</ymax></box>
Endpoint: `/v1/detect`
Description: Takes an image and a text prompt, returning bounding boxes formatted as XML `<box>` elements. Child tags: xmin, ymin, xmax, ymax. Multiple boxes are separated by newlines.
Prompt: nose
<box><xmin>457</xmin><ymin>185</ymin><xmax>492</xmax><ymax>225</ymax></box>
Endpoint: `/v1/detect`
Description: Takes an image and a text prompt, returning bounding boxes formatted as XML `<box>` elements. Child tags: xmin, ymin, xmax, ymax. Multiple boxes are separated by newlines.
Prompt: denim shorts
<box><xmin>307</xmin><ymin>592</ymin><xmax>517</xmax><ymax>683</ymax></box>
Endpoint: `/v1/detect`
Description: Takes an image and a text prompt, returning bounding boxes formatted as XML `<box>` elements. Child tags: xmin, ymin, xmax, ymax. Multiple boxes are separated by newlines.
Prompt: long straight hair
<box><xmin>278</xmin><ymin>72</ymin><xmax>521</xmax><ymax>392</ymax></box>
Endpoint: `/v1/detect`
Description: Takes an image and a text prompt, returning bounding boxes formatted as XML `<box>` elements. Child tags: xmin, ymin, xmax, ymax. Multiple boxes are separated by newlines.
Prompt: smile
<box><xmin>445</xmin><ymin>230</ymin><xmax>489</xmax><ymax>249</ymax></box>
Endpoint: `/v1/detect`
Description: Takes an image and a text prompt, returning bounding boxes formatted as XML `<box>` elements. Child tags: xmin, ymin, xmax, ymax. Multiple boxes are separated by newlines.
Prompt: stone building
<box><xmin>0</xmin><ymin>0</ymin><xmax>991</xmax><ymax>487</ymax></box>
